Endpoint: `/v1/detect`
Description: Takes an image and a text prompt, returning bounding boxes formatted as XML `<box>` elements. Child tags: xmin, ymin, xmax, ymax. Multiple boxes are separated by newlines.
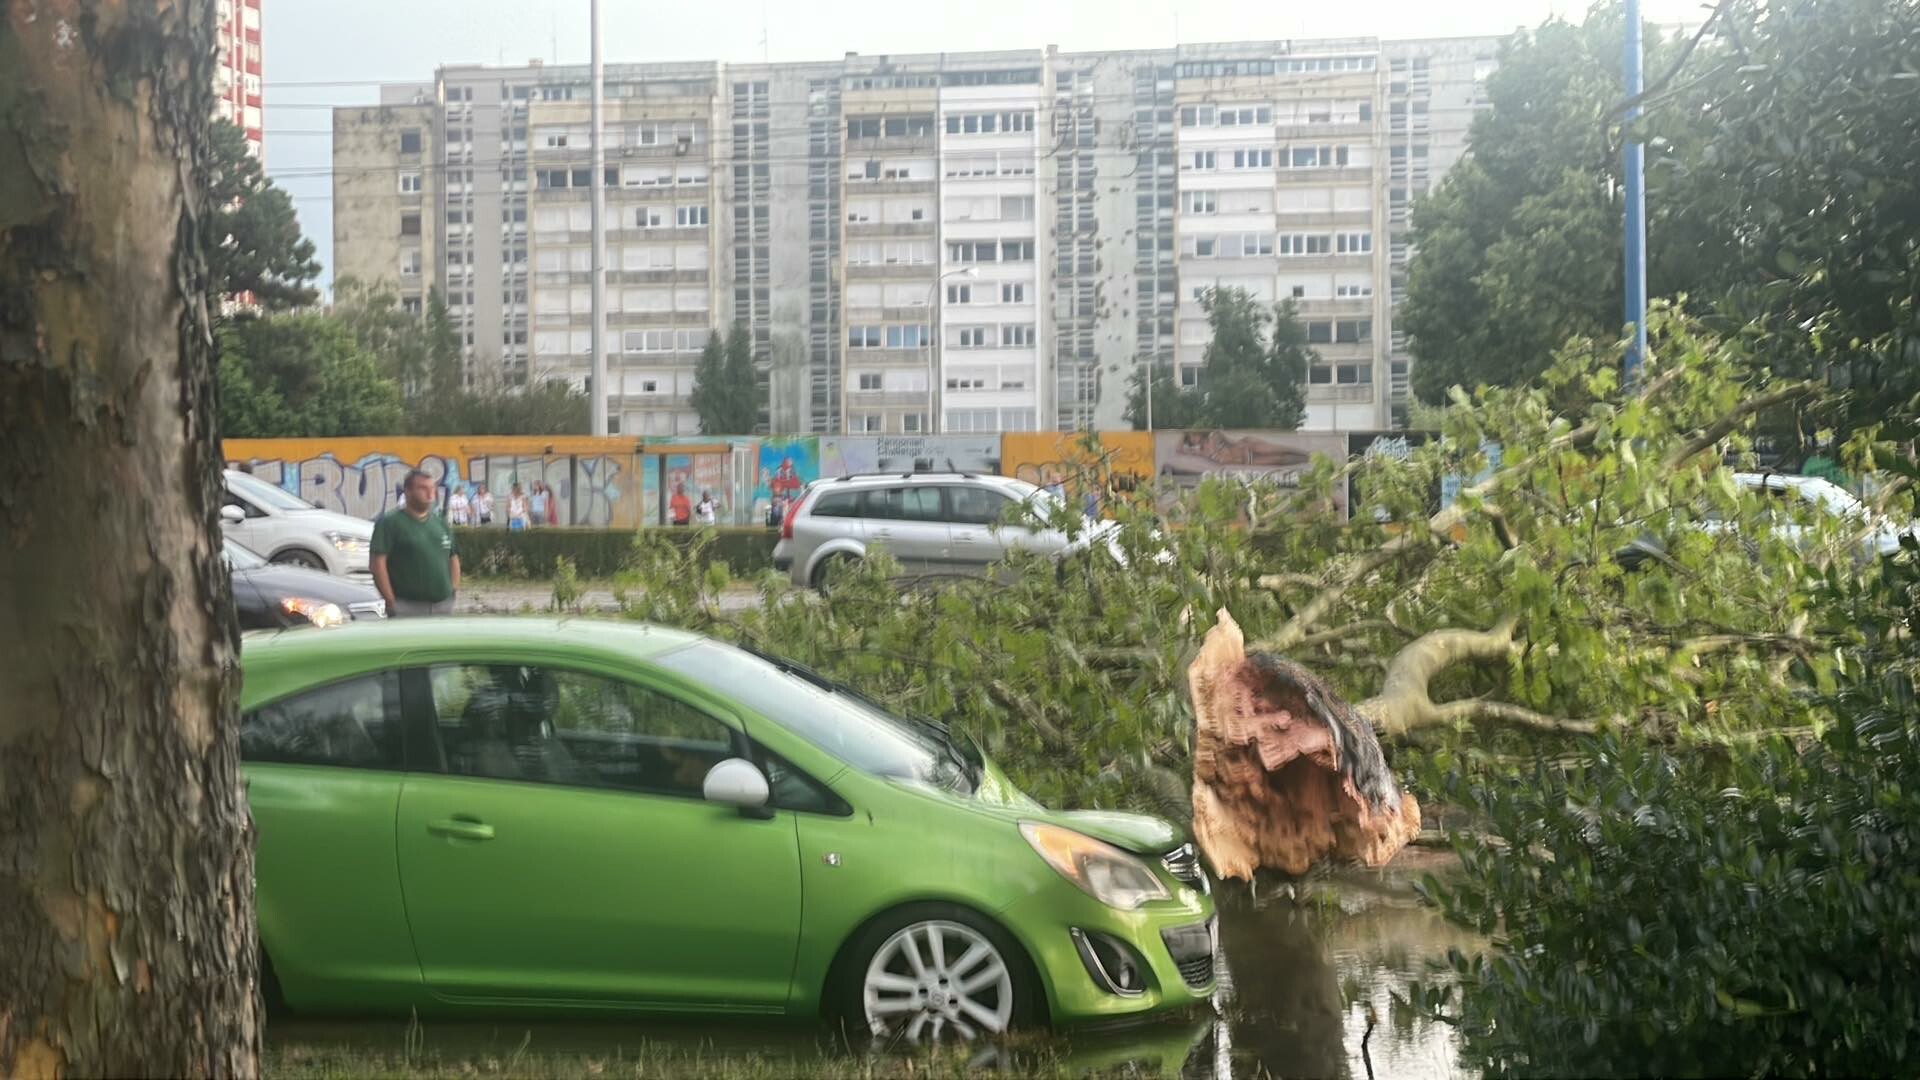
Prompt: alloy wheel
<box><xmin>861</xmin><ymin>919</ymin><xmax>1013</xmax><ymax>1042</ymax></box>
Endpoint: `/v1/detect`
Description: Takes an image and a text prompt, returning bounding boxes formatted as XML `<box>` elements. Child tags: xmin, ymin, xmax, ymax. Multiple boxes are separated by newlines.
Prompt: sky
<box><xmin>265</xmin><ymin>0</ymin><xmax>1713</xmax><ymax>289</ymax></box>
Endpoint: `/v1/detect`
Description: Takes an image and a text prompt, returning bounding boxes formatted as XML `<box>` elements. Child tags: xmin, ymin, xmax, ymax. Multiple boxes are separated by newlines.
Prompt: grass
<box><xmin>264</xmin><ymin>1015</ymin><xmax>1215</xmax><ymax>1079</ymax></box>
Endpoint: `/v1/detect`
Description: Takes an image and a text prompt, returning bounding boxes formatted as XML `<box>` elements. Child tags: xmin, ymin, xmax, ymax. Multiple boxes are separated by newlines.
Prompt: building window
<box><xmin>848</xmin><ymin>326</ymin><xmax>882</xmax><ymax>349</ymax></box>
<box><xmin>852</xmin><ymin>413</ymin><xmax>883</xmax><ymax>433</ymax></box>
<box><xmin>1000</xmin><ymin>283</ymin><xmax>1025</xmax><ymax>304</ymax></box>
<box><xmin>857</xmin><ymin>372</ymin><xmax>883</xmax><ymax>390</ymax></box>
<box><xmin>885</xmin><ymin>325</ymin><xmax>929</xmax><ymax>348</ymax></box>
<box><xmin>952</xmin><ymin>326</ymin><xmax>990</xmax><ymax>349</ymax></box>
<box><xmin>1288</xmin><ymin>145</ymin><xmax>1353</xmax><ymax>169</ymax></box>
<box><xmin>1000</xmin><ymin>240</ymin><xmax>1035</xmax><ymax>262</ymax></box>
<box><xmin>1185</xmin><ymin>150</ymin><xmax>1216</xmax><ymax>171</ymax></box>
<box><xmin>399</xmin><ymin>129</ymin><xmax>422</xmax><ymax>154</ymax></box>
<box><xmin>676</xmin><ymin>205</ymin><xmax>709</xmax><ymax>227</ymax></box>
<box><xmin>903</xmin><ymin>413</ymin><xmax>926</xmax><ymax>433</ymax></box>
<box><xmin>1336</xmin><ymin>318</ymin><xmax>1372</xmax><ymax>343</ymax></box>
<box><xmin>1182</xmin><ymin>190</ymin><xmax>1217</xmax><ymax>215</ymax></box>
<box><xmin>1217</xmin><ymin>105</ymin><xmax>1272</xmax><ymax>126</ymax></box>
<box><xmin>398</xmin><ymin>172</ymin><xmax>422</xmax><ymax>194</ymax></box>
<box><xmin>1231</xmin><ymin>148</ymin><xmax>1274</xmax><ymax>169</ymax></box>
<box><xmin>1178</xmin><ymin>105</ymin><xmax>1215</xmax><ymax>127</ymax></box>
<box><xmin>1000</xmin><ymin>324</ymin><xmax>1036</xmax><ymax>347</ymax></box>
<box><xmin>1336</xmin><ymin>232</ymin><xmax>1373</xmax><ymax>254</ymax></box>
<box><xmin>1279</xmin><ymin>233</ymin><xmax>1332</xmax><ymax>256</ymax></box>
<box><xmin>1335</xmin><ymin>282</ymin><xmax>1373</xmax><ymax>298</ymax></box>
<box><xmin>399</xmin><ymin>213</ymin><xmax>421</xmax><ymax>237</ymax></box>
<box><xmin>400</xmin><ymin>250</ymin><xmax>421</xmax><ymax>277</ymax></box>
<box><xmin>946</xmin><ymin>283</ymin><xmax>972</xmax><ymax>304</ymax></box>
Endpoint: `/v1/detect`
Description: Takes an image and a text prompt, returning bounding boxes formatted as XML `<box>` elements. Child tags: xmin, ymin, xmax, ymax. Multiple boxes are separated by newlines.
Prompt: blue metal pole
<box><xmin>1622</xmin><ymin>0</ymin><xmax>1648</xmax><ymax>383</ymax></box>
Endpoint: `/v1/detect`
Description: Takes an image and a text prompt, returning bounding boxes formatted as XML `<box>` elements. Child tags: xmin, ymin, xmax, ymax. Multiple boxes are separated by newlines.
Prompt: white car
<box><xmin>1621</xmin><ymin>472</ymin><xmax>1915</xmax><ymax>567</ymax></box>
<box><xmin>221</xmin><ymin>469</ymin><xmax>374</xmax><ymax>578</ymax></box>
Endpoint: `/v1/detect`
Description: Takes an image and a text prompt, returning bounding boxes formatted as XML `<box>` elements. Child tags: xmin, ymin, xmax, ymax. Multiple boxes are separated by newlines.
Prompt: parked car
<box><xmin>226</xmin><ymin>539</ymin><xmax>386</xmax><ymax>630</ymax></box>
<box><xmin>221</xmin><ymin>469</ymin><xmax>374</xmax><ymax>577</ymax></box>
<box><xmin>774</xmin><ymin>473</ymin><xmax>1117</xmax><ymax>588</ymax></box>
<box><xmin>242</xmin><ymin>618</ymin><xmax>1215</xmax><ymax>1037</ymax></box>
<box><xmin>1618</xmin><ymin>472</ymin><xmax>1916</xmax><ymax>569</ymax></box>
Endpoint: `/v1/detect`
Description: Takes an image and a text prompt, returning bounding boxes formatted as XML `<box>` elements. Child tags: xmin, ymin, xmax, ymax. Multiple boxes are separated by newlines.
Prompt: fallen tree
<box><xmin>612</xmin><ymin>313</ymin><xmax>1887</xmax><ymax>878</ymax></box>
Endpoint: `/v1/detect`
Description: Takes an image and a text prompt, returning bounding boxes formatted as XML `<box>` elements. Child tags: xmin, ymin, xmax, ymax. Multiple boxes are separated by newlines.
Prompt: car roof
<box><xmin>241</xmin><ymin>617</ymin><xmax>704</xmax><ymax>702</ymax></box>
<box><xmin>811</xmin><ymin>472</ymin><xmax>1029</xmax><ymax>490</ymax></box>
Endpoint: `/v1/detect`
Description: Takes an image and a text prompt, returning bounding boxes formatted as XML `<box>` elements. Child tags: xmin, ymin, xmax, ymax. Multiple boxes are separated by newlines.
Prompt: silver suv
<box><xmin>774</xmin><ymin>473</ymin><xmax>1101</xmax><ymax>588</ymax></box>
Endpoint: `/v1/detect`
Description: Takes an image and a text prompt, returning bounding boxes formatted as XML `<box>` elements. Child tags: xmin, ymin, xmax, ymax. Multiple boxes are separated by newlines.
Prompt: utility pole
<box><xmin>589</xmin><ymin>0</ymin><xmax>609</xmax><ymax>435</ymax></box>
<box><xmin>1622</xmin><ymin>0</ymin><xmax>1648</xmax><ymax>383</ymax></box>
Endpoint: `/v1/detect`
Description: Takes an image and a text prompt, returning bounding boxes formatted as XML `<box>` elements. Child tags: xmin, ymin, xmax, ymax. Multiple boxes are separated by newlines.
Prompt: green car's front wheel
<box><xmin>839</xmin><ymin>904</ymin><xmax>1037</xmax><ymax>1042</ymax></box>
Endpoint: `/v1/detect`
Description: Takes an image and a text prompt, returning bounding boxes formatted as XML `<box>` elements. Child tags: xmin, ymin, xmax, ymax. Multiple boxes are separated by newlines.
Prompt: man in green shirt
<box><xmin>371</xmin><ymin>469</ymin><xmax>460</xmax><ymax>617</ymax></box>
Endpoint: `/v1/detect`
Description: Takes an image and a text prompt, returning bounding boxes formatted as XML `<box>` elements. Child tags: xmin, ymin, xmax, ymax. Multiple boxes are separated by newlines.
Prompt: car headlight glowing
<box><xmin>1020</xmin><ymin>822</ymin><xmax>1170</xmax><ymax>911</ymax></box>
<box><xmin>324</xmin><ymin>531</ymin><xmax>370</xmax><ymax>554</ymax></box>
<box><xmin>281</xmin><ymin>597</ymin><xmax>346</xmax><ymax>629</ymax></box>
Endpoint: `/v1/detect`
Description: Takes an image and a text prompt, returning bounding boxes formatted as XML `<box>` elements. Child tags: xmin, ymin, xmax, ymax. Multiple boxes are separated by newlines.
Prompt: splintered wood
<box><xmin>1188</xmin><ymin>610</ymin><xmax>1421</xmax><ymax>878</ymax></box>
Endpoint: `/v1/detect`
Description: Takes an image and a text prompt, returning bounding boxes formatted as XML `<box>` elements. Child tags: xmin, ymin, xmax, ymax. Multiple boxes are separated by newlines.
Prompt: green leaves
<box><xmin>690</xmin><ymin>323</ymin><xmax>761</xmax><ymax>436</ymax></box>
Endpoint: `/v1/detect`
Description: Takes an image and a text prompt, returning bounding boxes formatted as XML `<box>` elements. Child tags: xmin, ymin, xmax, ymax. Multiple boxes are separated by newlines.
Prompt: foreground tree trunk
<box><xmin>0</xmin><ymin>2</ymin><xmax>260</xmax><ymax>1076</ymax></box>
<box><xmin>1188</xmin><ymin>611</ymin><xmax>1421</xmax><ymax>878</ymax></box>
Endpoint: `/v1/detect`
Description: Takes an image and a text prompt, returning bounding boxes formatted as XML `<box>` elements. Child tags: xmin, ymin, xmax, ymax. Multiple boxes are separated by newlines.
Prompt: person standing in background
<box><xmin>669</xmin><ymin>482</ymin><xmax>692</xmax><ymax>527</ymax></box>
<box><xmin>695</xmin><ymin>490</ymin><xmax>718</xmax><ymax>527</ymax></box>
<box><xmin>545</xmin><ymin>481</ymin><xmax>561</xmax><ymax>526</ymax></box>
<box><xmin>528</xmin><ymin>481</ymin><xmax>549</xmax><ymax>528</ymax></box>
<box><xmin>371</xmin><ymin>469</ymin><xmax>460</xmax><ymax>618</ymax></box>
<box><xmin>473</xmin><ymin>484</ymin><xmax>494</xmax><ymax>526</ymax></box>
<box><xmin>507</xmin><ymin>484</ymin><xmax>531</xmax><ymax>531</ymax></box>
<box><xmin>446</xmin><ymin>484</ymin><xmax>471</xmax><ymax>526</ymax></box>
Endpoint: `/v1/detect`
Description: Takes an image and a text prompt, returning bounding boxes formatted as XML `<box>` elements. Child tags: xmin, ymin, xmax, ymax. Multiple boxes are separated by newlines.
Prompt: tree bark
<box><xmin>0</xmin><ymin>2</ymin><xmax>260</xmax><ymax>1076</ymax></box>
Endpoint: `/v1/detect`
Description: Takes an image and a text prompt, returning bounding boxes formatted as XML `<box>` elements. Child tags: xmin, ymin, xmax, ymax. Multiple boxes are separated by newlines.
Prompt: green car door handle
<box><xmin>427</xmin><ymin>818</ymin><xmax>495</xmax><ymax>841</ymax></box>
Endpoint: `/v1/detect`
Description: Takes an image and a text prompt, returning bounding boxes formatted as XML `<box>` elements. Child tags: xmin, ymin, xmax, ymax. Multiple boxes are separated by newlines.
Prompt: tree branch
<box><xmin>1294</xmin><ymin>619</ymin><xmax>1407</xmax><ymax>650</ymax></box>
<box><xmin>1662</xmin><ymin>382</ymin><xmax>1821</xmax><ymax>468</ymax></box>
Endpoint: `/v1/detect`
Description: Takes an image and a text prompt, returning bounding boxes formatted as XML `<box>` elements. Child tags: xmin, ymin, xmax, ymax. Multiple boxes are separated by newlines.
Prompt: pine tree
<box><xmin>690</xmin><ymin>322</ymin><xmax>761</xmax><ymax>435</ymax></box>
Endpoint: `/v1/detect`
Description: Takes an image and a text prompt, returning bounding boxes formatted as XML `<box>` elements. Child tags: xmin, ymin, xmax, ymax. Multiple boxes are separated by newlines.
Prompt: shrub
<box><xmin>454</xmin><ymin>526</ymin><xmax>775</xmax><ymax>579</ymax></box>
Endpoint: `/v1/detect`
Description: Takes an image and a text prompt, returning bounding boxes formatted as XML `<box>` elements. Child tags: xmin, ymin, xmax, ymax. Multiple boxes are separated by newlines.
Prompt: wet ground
<box><xmin>267</xmin><ymin>850</ymin><xmax>1477</xmax><ymax>1079</ymax></box>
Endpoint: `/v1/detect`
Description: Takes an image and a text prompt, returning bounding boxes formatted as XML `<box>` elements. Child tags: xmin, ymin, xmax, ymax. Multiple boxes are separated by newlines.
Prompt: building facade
<box><xmin>334</xmin><ymin>36</ymin><xmax>1496</xmax><ymax>435</ymax></box>
<box><xmin>214</xmin><ymin>0</ymin><xmax>264</xmax><ymax>156</ymax></box>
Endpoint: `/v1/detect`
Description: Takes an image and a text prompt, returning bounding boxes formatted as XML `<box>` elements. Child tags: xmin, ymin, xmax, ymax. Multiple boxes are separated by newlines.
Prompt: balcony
<box><xmin>1307</xmin><ymin>384</ymin><xmax>1375</xmax><ymax>404</ymax></box>
<box><xmin>845</xmin><ymin>262</ymin><xmax>936</xmax><ymax>281</ymax></box>
<box><xmin>846</xmin><ymin>219</ymin><xmax>935</xmax><ymax>239</ymax></box>
<box><xmin>845</xmin><ymin>388</ymin><xmax>933</xmax><ymax>409</ymax></box>
<box><xmin>1275</xmin><ymin>120</ymin><xmax>1372</xmax><ymax>140</ymax></box>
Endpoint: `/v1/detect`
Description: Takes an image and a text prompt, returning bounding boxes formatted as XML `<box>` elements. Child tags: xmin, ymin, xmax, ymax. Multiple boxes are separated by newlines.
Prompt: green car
<box><xmin>242</xmin><ymin>618</ymin><xmax>1215</xmax><ymax>1039</ymax></box>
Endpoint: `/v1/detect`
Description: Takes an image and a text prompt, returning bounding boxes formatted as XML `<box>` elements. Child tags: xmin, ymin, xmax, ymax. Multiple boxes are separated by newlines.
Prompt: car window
<box><xmin>810</xmin><ymin>489</ymin><xmax>859</xmax><ymax>517</ymax></box>
<box><xmin>859</xmin><ymin>486</ymin><xmax>943</xmax><ymax>522</ymax></box>
<box><xmin>224</xmin><ymin>539</ymin><xmax>267</xmax><ymax>569</ymax></box>
<box><xmin>226</xmin><ymin>471</ymin><xmax>315</xmax><ymax>513</ymax></box>
<box><xmin>242</xmin><ymin>671</ymin><xmax>402</xmax><ymax>769</ymax></box>
<box><xmin>654</xmin><ymin>641</ymin><xmax>973</xmax><ymax>795</ymax></box>
<box><xmin>946</xmin><ymin>486</ymin><xmax>1013</xmax><ymax>527</ymax></box>
<box><xmin>425</xmin><ymin>663</ymin><xmax>736</xmax><ymax>798</ymax></box>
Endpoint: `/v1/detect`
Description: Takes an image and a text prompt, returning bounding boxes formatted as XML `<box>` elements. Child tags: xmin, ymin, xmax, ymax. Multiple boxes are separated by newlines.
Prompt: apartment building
<box><xmin>214</xmin><ymin>0</ymin><xmax>264</xmax><ymax>156</ymax></box>
<box><xmin>334</xmin><ymin>36</ymin><xmax>1496</xmax><ymax>435</ymax></box>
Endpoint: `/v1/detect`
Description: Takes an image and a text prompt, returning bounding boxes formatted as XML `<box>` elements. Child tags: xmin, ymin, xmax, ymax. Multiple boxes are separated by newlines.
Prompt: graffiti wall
<box><xmin>223</xmin><ymin>437</ymin><xmax>654</xmax><ymax>528</ymax></box>
<box><xmin>1000</xmin><ymin>432</ymin><xmax>1155</xmax><ymax>517</ymax></box>
<box><xmin>754</xmin><ymin>436</ymin><xmax>819</xmax><ymax>528</ymax></box>
<box><xmin>227</xmin><ymin>429</ymin><xmax>1448</xmax><ymax>529</ymax></box>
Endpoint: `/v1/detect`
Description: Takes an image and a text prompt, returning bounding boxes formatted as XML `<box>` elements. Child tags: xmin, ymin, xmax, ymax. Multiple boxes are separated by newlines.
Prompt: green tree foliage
<box><xmin>690</xmin><ymin>322</ymin><xmax>760</xmax><ymax>435</ymax></box>
<box><xmin>331</xmin><ymin>277</ymin><xmax>461</xmax><ymax>401</ymax></box>
<box><xmin>1403</xmin><ymin>0</ymin><xmax>1920</xmax><ymax>437</ymax></box>
<box><xmin>412</xmin><ymin>380</ymin><xmax>590</xmax><ymax>436</ymax></box>
<box><xmin>1126</xmin><ymin>288</ymin><xmax>1309</xmax><ymax>429</ymax></box>
<box><xmin>216</xmin><ymin>315</ymin><xmax>404</xmax><ymax>437</ymax></box>
<box><xmin>1407</xmin><ymin>497</ymin><xmax>1920</xmax><ymax>1076</ymax></box>
<box><xmin>204</xmin><ymin>120</ymin><xmax>320</xmax><ymax>310</ymax></box>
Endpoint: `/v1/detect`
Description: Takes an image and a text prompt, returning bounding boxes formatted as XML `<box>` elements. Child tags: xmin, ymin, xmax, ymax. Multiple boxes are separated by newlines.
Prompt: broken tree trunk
<box><xmin>1188</xmin><ymin>610</ymin><xmax>1421</xmax><ymax>878</ymax></box>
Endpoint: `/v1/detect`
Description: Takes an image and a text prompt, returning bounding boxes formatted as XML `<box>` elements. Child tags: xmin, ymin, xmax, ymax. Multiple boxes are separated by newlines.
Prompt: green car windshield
<box><xmin>654</xmin><ymin>640</ymin><xmax>974</xmax><ymax>795</ymax></box>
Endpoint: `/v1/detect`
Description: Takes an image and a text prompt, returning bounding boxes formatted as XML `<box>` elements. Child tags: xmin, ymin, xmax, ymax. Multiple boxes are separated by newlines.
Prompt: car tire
<box><xmin>829</xmin><ymin>902</ymin><xmax>1040</xmax><ymax>1044</ymax></box>
<box><xmin>271</xmin><ymin>548</ymin><xmax>327</xmax><ymax>571</ymax></box>
<box><xmin>810</xmin><ymin>553</ymin><xmax>858</xmax><ymax>592</ymax></box>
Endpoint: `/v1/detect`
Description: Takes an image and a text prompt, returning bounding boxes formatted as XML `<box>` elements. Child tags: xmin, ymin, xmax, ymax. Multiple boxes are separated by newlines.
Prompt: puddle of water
<box><xmin>266</xmin><ymin>854</ymin><xmax>1476</xmax><ymax>1079</ymax></box>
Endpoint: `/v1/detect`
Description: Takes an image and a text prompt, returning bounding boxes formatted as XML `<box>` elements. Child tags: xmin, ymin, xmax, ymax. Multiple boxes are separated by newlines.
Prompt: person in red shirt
<box><xmin>669</xmin><ymin>482</ymin><xmax>692</xmax><ymax>526</ymax></box>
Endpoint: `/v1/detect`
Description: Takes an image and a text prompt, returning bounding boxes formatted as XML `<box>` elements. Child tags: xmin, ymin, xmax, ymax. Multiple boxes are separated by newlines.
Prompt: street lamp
<box><xmin>926</xmin><ymin>266</ymin><xmax>978</xmax><ymax>435</ymax></box>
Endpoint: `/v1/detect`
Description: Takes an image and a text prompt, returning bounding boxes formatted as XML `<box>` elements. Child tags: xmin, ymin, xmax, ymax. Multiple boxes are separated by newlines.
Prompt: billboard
<box><xmin>1001</xmin><ymin>431</ymin><xmax>1155</xmax><ymax>517</ymax></box>
<box><xmin>820</xmin><ymin>435</ymin><xmax>1002</xmax><ymax>477</ymax></box>
<box><xmin>1154</xmin><ymin>429</ymin><xmax>1349</xmax><ymax>516</ymax></box>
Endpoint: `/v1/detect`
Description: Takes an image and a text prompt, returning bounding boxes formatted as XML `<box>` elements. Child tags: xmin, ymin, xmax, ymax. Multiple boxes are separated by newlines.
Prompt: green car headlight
<box><xmin>1020</xmin><ymin>822</ymin><xmax>1169</xmax><ymax>911</ymax></box>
